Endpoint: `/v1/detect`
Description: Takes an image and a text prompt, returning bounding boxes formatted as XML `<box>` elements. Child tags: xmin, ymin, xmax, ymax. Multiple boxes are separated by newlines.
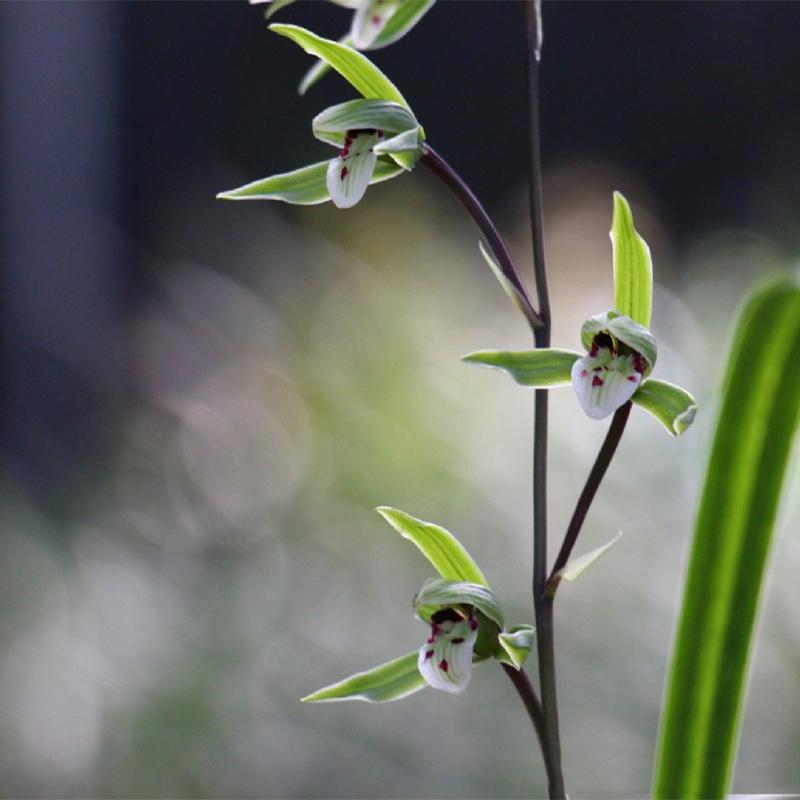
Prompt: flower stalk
<box><xmin>420</xmin><ymin>145</ymin><xmax>542</xmax><ymax>332</ymax></box>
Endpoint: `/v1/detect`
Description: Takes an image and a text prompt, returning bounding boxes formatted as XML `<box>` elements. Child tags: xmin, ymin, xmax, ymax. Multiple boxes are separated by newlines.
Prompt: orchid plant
<box><xmin>219</xmin><ymin>4</ymin><xmax>800</xmax><ymax>797</ymax></box>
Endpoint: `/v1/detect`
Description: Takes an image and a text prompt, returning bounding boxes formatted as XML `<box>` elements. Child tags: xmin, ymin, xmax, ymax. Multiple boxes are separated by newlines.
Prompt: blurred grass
<box><xmin>1</xmin><ymin>167</ymin><xmax>799</xmax><ymax>797</ymax></box>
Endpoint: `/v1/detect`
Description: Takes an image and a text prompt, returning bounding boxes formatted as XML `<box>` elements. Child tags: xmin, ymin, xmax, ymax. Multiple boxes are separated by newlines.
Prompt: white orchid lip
<box><xmin>327</xmin><ymin>128</ymin><xmax>385</xmax><ymax>208</ymax></box>
<box><xmin>418</xmin><ymin>607</ymin><xmax>479</xmax><ymax>694</ymax></box>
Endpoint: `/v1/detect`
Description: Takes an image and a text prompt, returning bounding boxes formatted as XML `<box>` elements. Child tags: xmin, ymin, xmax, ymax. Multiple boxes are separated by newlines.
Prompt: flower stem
<box><xmin>545</xmin><ymin>401</ymin><xmax>632</xmax><ymax>599</ymax></box>
<box><xmin>524</xmin><ymin>3</ymin><xmax>565</xmax><ymax>798</ymax></box>
<box><xmin>500</xmin><ymin>663</ymin><xmax>563</xmax><ymax>787</ymax></box>
<box><xmin>419</xmin><ymin>145</ymin><xmax>542</xmax><ymax>332</ymax></box>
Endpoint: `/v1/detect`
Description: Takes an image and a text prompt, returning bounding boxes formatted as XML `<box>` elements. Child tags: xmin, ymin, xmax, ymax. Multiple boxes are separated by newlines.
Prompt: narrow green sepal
<box><xmin>462</xmin><ymin>349</ymin><xmax>578</xmax><ymax>387</ymax></box>
<box><xmin>217</xmin><ymin>158</ymin><xmax>404</xmax><ymax>205</ymax></box>
<box><xmin>376</xmin><ymin>507</ymin><xmax>489</xmax><ymax>587</ymax></box>
<box><xmin>496</xmin><ymin>624</ymin><xmax>536</xmax><ymax>670</ymax></box>
<box><xmin>413</xmin><ymin>577</ymin><xmax>503</xmax><ymax>629</ymax></box>
<box><xmin>270</xmin><ymin>24</ymin><xmax>411</xmax><ymax>110</ymax></box>
<box><xmin>632</xmin><ymin>378</ymin><xmax>697</xmax><ymax>436</ymax></box>
<box><xmin>611</xmin><ymin>192</ymin><xmax>653</xmax><ymax>328</ymax></box>
<box><xmin>302</xmin><ymin>651</ymin><xmax>426</xmax><ymax>703</ymax></box>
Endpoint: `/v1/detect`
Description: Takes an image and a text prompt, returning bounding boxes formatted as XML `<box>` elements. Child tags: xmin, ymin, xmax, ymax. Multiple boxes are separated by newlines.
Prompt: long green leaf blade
<box><xmin>271</xmin><ymin>24</ymin><xmax>410</xmax><ymax>108</ymax></box>
<box><xmin>376</xmin><ymin>507</ymin><xmax>489</xmax><ymax>587</ymax></box>
<box><xmin>611</xmin><ymin>192</ymin><xmax>653</xmax><ymax>328</ymax></box>
<box><xmin>302</xmin><ymin>651</ymin><xmax>426</xmax><ymax>702</ymax></box>
<box><xmin>653</xmin><ymin>278</ymin><xmax>800</xmax><ymax>798</ymax></box>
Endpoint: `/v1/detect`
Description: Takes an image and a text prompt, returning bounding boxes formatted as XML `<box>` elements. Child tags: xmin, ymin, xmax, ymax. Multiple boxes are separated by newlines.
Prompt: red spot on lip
<box><xmin>425</xmin><ymin>650</ymin><xmax>434</xmax><ymax>660</ymax></box>
<box><xmin>451</xmin><ymin>637</ymin><xmax>465</xmax><ymax>645</ymax></box>
<box><xmin>340</xmin><ymin>166</ymin><xmax>349</xmax><ymax>180</ymax></box>
<box><xmin>627</xmin><ymin>375</ymin><xmax>638</xmax><ymax>382</ymax></box>
<box><xmin>580</xmin><ymin>369</ymin><xmax>589</xmax><ymax>378</ymax></box>
<box><xmin>439</xmin><ymin>659</ymin><xmax>449</xmax><ymax>672</ymax></box>
<box><xmin>592</xmin><ymin>376</ymin><xmax>604</xmax><ymax>387</ymax></box>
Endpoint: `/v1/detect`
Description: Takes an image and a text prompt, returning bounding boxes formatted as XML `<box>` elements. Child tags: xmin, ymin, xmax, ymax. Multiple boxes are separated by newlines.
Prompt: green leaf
<box><xmin>217</xmin><ymin>158</ymin><xmax>404</xmax><ymax>205</ymax></box>
<box><xmin>611</xmin><ymin>192</ymin><xmax>653</xmax><ymax>329</ymax></box>
<box><xmin>553</xmin><ymin>532</ymin><xmax>622</xmax><ymax>583</ymax></box>
<box><xmin>632</xmin><ymin>378</ymin><xmax>697</xmax><ymax>436</ymax></box>
<box><xmin>653</xmin><ymin>278</ymin><xmax>800</xmax><ymax>798</ymax></box>
<box><xmin>302</xmin><ymin>651</ymin><xmax>426</xmax><ymax>703</ymax></box>
<box><xmin>413</xmin><ymin>577</ymin><xmax>504</xmax><ymax>628</ymax></box>
<box><xmin>497</xmin><ymin>624</ymin><xmax>536</xmax><ymax>670</ymax></box>
<box><xmin>271</xmin><ymin>24</ymin><xmax>411</xmax><ymax>109</ymax></box>
<box><xmin>312</xmin><ymin>99</ymin><xmax>418</xmax><ymax>147</ymax></box>
<box><xmin>376</xmin><ymin>507</ymin><xmax>489</xmax><ymax>587</ymax></box>
<box><xmin>462</xmin><ymin>349</ymin><xmax>578</xmax><ymax>387</ymax></box>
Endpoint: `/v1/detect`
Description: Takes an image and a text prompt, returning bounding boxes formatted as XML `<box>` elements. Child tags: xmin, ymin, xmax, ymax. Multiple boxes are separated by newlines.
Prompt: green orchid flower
<box><xmin>218</xmin><ymin>26</ymin><xmax>424</xmax><ymax>209</ymax></box>
<box><xmin>464</xmin><ymin>193</ymin><xmax>697</xmax><ymax>435</ymax></box>
<box><xmin>252</xmin><ymin>1</ymin><xmax>436</xmax><ymax>92</ymax></box>
<box><xmin>302</xmin><ymin>508</ymin><xmax>535</xmax><ymax>702</ymax></box>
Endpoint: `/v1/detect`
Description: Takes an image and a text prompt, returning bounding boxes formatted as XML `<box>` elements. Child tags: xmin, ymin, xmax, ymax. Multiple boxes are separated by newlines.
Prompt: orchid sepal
<box><xmin>217</xmin><ymin>158</ymin><xmax>404</xmax><ymax>205</ymax></box>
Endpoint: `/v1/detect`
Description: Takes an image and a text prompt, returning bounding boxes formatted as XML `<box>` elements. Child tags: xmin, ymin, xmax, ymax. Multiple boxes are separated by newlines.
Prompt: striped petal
<box><xmin>351</xmin><ymin>0</ymin><xmax>400</xmax><ymax>49</ymax></box>
<box><xmin>572</xmin><ymin>346</ymin><xmax>642</xmax><ymax>419</ymax></box>
<box><xmin>418</xmin><ymin>608</ymin><xmax>478</xmax><ymax>695</ymax></box>
<box><xmin>326</xmin><ymin>129</ymin><xmax>383</xmax><ymax>208</ymax></box>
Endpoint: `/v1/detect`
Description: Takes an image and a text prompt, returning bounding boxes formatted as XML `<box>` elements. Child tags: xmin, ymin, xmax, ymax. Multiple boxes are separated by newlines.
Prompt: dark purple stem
<box><xmin>545</xmin><ymin>401</ymin><xmax>632</xmax><ymax>599</ymax></box>
<box><xmin>420</xmin><ymin>145</ymin><xmax>542</xmax><ymax>332</ymax></box>
<box><xmin>500</xmin><ymin>663</ymin><xmax>561</xmax><ymax>783</ymax></box>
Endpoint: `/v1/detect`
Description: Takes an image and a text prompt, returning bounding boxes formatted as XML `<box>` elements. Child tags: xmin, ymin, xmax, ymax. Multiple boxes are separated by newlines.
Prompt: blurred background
<box><xmin>2</xmin><ymin>1</ymin><xmax>800</xmax><ymax>797</ymax></box>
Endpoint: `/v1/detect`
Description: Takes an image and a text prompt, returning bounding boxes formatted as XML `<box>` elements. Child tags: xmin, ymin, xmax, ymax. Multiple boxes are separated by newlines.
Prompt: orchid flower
<box><xmin>463</xmin><ymin>193</ymin><xmax>697</xmax><ymax>436</ymax></box>
<box><xmin>218</xmin><ymin>26</ymin><xmax>424</xmax><ymax>210</ymax></box>
<box><xmin>302</xmin><ymin>509</ymin><xmax>535</xmax><ymax>703</ymax></box>
<box><xmin>251</xmin><ymin>0</ymin><xmax>435</xmax><ymax>92</ymax></box>
<box><xmin>253</xmin><ymin>0</ymin><xmax>434</xmax><ymax>49</ymax></box>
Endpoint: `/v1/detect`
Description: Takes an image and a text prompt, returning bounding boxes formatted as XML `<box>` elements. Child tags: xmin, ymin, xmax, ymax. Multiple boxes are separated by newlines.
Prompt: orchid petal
<box><xmin>572</xmin><ymin>348</ymin><xmax>642</xmax><ymax>419</ymax></box>
<box><xmin>418</xmin><ymin>609</ymin><xmax>478</xmax><ymax>694</ymax></box>
<box><xmin>327</xmin><ymin>130</ymin><xmax>383</xmax><ymax>208</ymax></box>
<box><xmin>351</xmin><ymin>0</ymin><xmax>400</xmax><ymax>49</ymax></box>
